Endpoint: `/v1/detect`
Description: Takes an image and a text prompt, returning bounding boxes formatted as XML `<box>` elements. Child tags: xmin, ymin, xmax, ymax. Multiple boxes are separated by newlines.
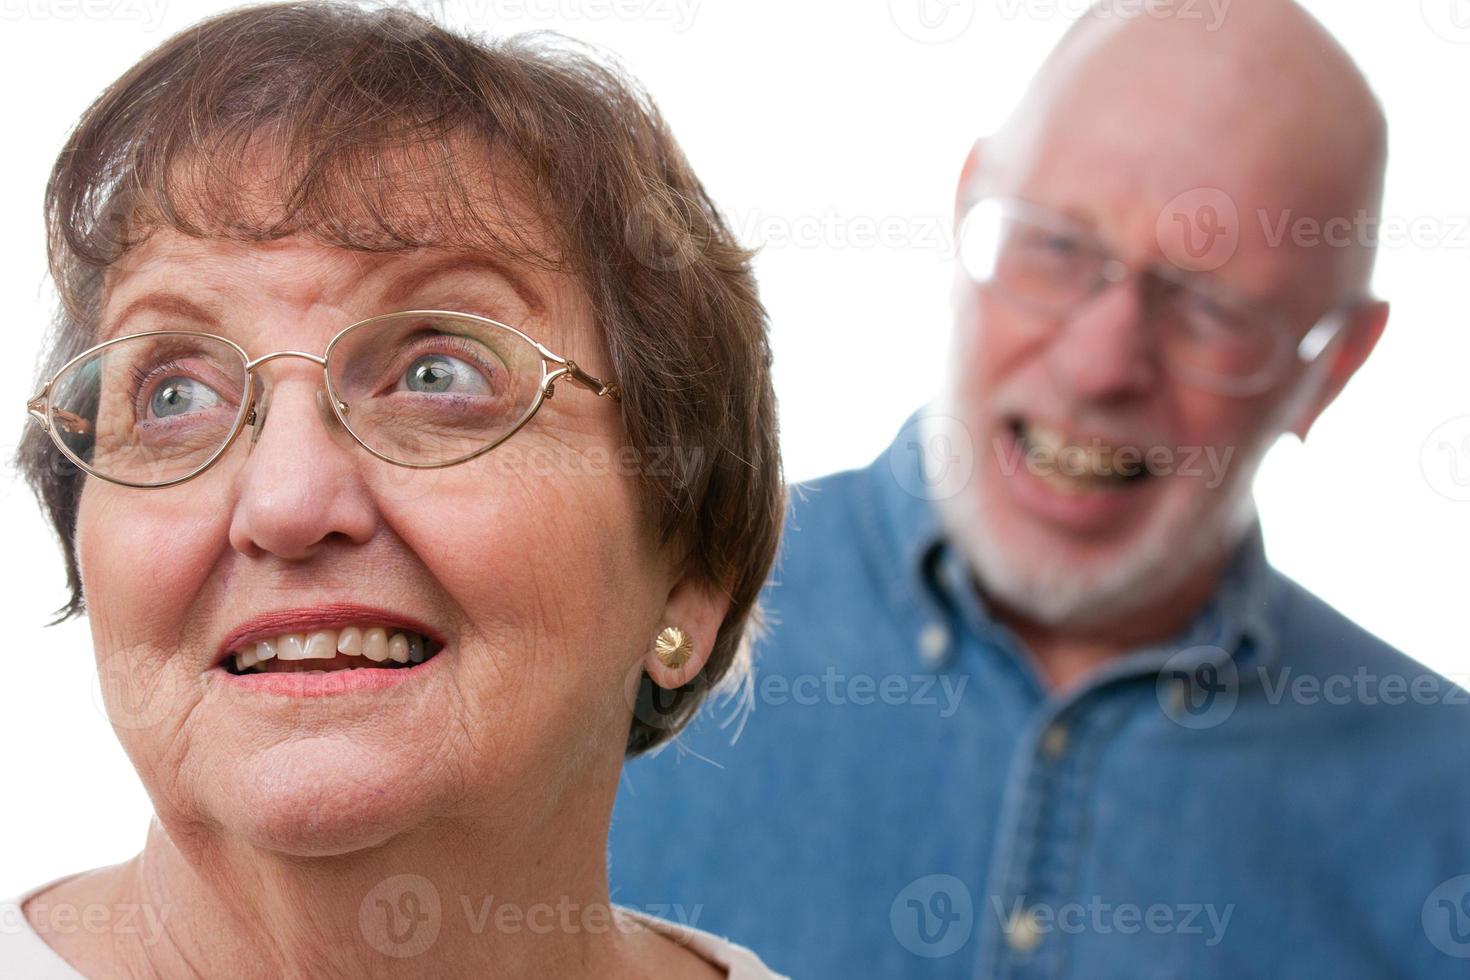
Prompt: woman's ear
<box><xmin>642</xmin><ymin>574</ymin><xmax>730</xmax><ymax>690</ymax></box>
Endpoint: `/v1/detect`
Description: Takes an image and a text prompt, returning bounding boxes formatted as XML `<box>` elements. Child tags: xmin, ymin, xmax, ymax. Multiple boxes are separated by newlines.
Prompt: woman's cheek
<box><xmin>428</xmin><ymin>456</ymin><xmax>652</xmax><ymax>666</ymax></box>
<box><xmin>78</xmin><ymin>488</ymin><xmax>213</xmax><ymax>729</ymax></box>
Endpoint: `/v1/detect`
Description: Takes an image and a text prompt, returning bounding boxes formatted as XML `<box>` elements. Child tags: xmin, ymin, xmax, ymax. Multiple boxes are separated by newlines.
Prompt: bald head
<box><xmin>978</xmin><ymin>0</ymin><xmax>1388</xmax><ymax>304</ymax></box>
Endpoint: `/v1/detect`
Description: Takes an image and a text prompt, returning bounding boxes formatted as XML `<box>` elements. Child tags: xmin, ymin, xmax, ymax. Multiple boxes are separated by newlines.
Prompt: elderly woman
<box><xmin>3</xmin><ymin>3</ymin><xmax>784</xmax><ymax>978</ymax></box>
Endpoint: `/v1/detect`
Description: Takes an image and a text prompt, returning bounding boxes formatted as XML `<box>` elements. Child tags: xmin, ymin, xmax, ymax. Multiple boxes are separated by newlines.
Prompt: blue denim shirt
<box><xmin>608</xmin><ymin>413</ymin><xmax>1470</xmax><ymax>979</ymax></box>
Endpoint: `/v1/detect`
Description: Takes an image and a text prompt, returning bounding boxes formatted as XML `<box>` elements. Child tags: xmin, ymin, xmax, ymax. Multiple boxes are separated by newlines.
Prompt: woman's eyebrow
<box><xmin>97</xmin><ymin>255</ymin><xmax>542</xmax><ymax>343</ymax></box>
<box><xmin>380</xmin><ymin>254</ymin><xmax>545</xmax><ymax>316</ymax></box>
<box><xmin>99</xmin><ymin>292</ymin><xmax>223</xmax><ymax>342</ymax></box>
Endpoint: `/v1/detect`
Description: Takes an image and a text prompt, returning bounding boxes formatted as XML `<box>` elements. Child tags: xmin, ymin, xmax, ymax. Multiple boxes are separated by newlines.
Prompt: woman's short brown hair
<box><xmin>14</xmin><ymin>0</ymin><xmax>783</xmax><ymax>755</ymax></box>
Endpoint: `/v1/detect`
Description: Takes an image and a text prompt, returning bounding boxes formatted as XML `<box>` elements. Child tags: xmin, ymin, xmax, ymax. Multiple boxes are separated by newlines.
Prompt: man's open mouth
<box><xmin>1008</xmin><ymin>416</ymin><xmax>1154</xmax><ymax>493</ymax></box>
<box><xmin>223</xmin><ymin>626</ymin><xmax>445</xmax><ymax>676</ymax></box>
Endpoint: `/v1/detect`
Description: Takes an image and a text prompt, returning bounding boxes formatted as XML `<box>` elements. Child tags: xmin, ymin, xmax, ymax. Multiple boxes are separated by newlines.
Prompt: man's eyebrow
<box><xmin>99</xmin><ymin>293</ymin><xmax>223</xmax><ymax>342</ymax></box>
<box><xmin>380</xmin><ymin>253</ymin><xmax>545</xmax><ymax>315</ymax></box>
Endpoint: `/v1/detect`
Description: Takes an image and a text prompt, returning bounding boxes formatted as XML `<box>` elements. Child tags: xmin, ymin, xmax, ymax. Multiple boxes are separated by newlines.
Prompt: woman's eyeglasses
<box><xmin>956</xmin><ymin>196</ymin><xmax>1349</xmax><ymax>396</ymax></box>
<box><xmin>24</xmin><ymin>310</ymin><xmax>621</xmax><ymax>489</ymax></box>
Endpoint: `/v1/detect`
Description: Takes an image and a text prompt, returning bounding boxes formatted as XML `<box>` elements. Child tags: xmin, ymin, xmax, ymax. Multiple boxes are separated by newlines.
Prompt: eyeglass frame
<box><xmin>23</xmin><ymin>308</ymin><xmax>623</xmax><ymax>490</ymax></box>
<box><xmin>956</xmin><ymin>195</ymin><xmax>1354</xmax><ymax>397</ymax></box>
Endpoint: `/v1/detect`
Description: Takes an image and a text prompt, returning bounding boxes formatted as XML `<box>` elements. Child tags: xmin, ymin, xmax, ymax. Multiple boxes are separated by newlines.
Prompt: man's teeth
<box><xmin>1014</xmin><ymin>419</ymin><xmax>1148</xmax><ymax>491</ymax></box>
<box><xmin>233</xmin><ymin>626</ymin><xmax>430</xmax><ymax>673</ymax></box>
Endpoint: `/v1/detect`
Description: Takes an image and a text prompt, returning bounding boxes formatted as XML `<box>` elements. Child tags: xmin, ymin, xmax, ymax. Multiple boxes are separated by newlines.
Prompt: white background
<box><xmin>2</xmin><ymin>0</ymin><xmax>1467</xmax><ymax>895</ymax></box>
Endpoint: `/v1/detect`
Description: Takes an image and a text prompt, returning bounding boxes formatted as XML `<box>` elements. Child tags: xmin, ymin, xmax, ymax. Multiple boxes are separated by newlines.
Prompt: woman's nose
<box><xmin>243</xmin><ymin>377</ymin><xmax>353</xmax><ymax>455</ymax></box>
<box><xmin>226</xmin><ymin>370</ymin><xmax>377</xmax><ymax>561</ymax></box>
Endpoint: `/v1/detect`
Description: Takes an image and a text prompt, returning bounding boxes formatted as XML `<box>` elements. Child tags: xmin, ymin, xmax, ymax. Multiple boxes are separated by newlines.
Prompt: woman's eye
<box><xmin>401</xmin><ymin>353</ymin><xmax>493</xmax><ymax>396</ymax></box>
<box><xmin>148</xmin><ymin>376</ymin><xmax>224</xmax><ymax>419</ymax></box>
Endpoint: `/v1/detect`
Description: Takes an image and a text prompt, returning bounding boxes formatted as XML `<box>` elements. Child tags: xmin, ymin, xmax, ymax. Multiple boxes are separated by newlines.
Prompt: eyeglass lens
<box><xmin>45</xmin><ymin>313</ymin><xmax>546</xmax><ymax>486</ymax></box>
<box><xmin>958</xmin><ymin>201</ymin><xmax>1287</xmax><ymax>390</ymax></box>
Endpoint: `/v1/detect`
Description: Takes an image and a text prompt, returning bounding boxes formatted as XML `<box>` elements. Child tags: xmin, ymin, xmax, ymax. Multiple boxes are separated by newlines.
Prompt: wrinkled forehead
<box><xmin>94</xmin><ymin>136</ymin><xmax>587</xmax><ymax>349</ymax></box>
<box><xmin>100</xmin><ymin>234</ymin><xmax>549</xmax><ymax>331</ymax></box>
<box><xmin>104</xmin><ymin>127</ymin><xmax>562</xmax><ymax>286</ymax></box>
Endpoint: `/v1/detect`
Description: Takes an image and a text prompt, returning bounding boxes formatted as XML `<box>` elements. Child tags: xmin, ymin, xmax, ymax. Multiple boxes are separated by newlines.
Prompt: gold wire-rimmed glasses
<box><xmin>956</xmin><ymin>196</ymin><xmax>1350</xmax><ymax>397</ymax></box>
<box><xmin>23</xmin><ymin>309</ymin><xmax>621</xmax><ymax>489</ymax></box>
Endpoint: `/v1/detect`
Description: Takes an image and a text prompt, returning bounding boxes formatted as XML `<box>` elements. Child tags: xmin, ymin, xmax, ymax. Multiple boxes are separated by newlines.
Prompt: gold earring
<box><xmin>654</xmin><ymin>626</ymin><xmax>693</xmax><ymax>669</ymax></box>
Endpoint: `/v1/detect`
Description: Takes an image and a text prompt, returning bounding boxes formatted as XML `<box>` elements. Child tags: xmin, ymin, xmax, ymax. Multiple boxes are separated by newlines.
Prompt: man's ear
<box><xmin>1290</xmin><ymin>299</ymin><xmax>1389</xmax><ymax>440</ymax></box>
<box><xmin>956</xmin><ymin>138</ymin><xmax>986</xmax><ymax>216</ymax></box>
<box><xmin>641</xmin><ymin>573</ymin><xmax>731</xmax><ymax>690</ymax></box>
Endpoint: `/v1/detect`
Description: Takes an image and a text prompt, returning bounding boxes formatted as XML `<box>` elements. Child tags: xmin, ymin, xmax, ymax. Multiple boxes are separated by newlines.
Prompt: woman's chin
<box><xmin>209</xmin><ymin>739</ymin><xmax>449</xmax><ymax>857</ymax></box>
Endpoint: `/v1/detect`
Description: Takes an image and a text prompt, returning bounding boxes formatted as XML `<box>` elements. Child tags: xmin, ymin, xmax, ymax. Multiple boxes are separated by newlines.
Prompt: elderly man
<box><xmin>610</xmin><ymin>2</ymin><xmax>1470</xmax><ymax>977</ymax></box>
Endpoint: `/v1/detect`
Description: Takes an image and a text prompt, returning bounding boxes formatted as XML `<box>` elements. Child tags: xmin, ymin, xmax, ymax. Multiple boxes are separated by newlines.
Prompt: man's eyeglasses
<box><xmin>956</xmin><ymin>197</ymin><xmax>1347</xmax><ymax>396</ymax></box>
<box><xmin>24</xmin><ymin>310</ymin><xmax>621</xmax><ymax>489</ymax></box>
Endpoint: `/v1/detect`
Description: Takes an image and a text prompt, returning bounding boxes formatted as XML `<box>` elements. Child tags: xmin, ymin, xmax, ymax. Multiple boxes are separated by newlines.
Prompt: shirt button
<box><xmin>1041</xmin><ymin>723</ymin><xmax>1068</xmax><ymax>759</ymax></box>
<box><xmin>1005</xmin><ymin>906</ymin><xmax>1044</xmax><ymax>953</ymax></box>
<box><xmin>918</xmin><ymin>624</ymin><xmax>951</xmax><ymax>667</ymax></box>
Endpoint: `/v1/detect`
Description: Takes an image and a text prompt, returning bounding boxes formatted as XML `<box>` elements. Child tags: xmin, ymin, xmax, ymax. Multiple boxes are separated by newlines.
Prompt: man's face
<box><xmin>936</xmin><ymin>81</ymin><xmax>1358</xmax><ymax>629</ymax></box>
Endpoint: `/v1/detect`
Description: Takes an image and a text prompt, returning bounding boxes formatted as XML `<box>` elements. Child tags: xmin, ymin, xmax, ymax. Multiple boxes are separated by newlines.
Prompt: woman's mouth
<box><xmin>223</xmin><ymin>625</ymin><xmax>445</xmax><ymax>676</ymax></box>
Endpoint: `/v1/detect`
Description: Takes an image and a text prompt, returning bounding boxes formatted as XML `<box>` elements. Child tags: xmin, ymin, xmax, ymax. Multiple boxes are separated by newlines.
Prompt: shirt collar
<box><xmin>860</xmin><ymin>406</ymin><xmax>1283</xmax><ymax>677</ymax></box>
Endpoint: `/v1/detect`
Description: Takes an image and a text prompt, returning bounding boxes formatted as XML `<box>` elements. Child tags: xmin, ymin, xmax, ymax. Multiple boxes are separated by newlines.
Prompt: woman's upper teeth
<box><xmin>233</xmin><ymin>626</ymin><xmax>427</xmax><ymax>671</ymax></box>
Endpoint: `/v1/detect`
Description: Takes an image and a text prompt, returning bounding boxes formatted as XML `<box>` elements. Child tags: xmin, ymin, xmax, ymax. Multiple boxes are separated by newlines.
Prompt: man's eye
<box><xmin>1037</xmin><ymin>234</ymin><xmax>1081</xmax><ymax>255</ymax></box>
<box><xmin>1181</xmin><ymin>294</ymin><xmax>1251</xmax><ymax>339</ymax></box>
<box><xmin>1011</xmin><ymin>231</ymin><xmax>1086</xmax><ymax>266</ymax></box>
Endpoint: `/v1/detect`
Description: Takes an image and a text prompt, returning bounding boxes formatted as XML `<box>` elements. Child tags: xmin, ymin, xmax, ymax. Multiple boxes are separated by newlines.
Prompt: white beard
<box><xmin>921</xmin><ymin>407</ymin><xmax>1261</xmax><ymax>631</ymax></box>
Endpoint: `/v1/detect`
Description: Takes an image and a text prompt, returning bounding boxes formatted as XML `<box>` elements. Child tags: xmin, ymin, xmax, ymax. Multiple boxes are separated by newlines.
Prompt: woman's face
<box><xmin>76</xmin><ymin>227</ymin><xmax>670</xmax><ymax>857</ymax></box>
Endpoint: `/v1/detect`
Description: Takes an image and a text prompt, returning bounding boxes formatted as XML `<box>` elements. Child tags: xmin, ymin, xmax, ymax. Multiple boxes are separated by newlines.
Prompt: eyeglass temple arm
<box><xmin>26</xmin><ymin>392</ymin><xmax>94</xmax><ymax>436</ymax></box>
<box><xmin>545</xmin><ymin>357</ymin><xmax>622</xmax><ymax>402</ymax></box>
<box><xmin>1296</xmin><ymin>308</ymin><xmax>1351</xmax><ymax>364</ymax></box>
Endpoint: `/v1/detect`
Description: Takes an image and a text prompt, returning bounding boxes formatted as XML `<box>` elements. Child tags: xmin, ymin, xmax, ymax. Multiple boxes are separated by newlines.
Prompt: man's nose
<box><xmin>226</xmin><ymin>365</ymin><xmax>377</xmax><ymax>561</ymax></box>
<box><xmin>1044</xmin><ymin>278</ymin><xmax>1161</xmax><ymax>402</ymax></box>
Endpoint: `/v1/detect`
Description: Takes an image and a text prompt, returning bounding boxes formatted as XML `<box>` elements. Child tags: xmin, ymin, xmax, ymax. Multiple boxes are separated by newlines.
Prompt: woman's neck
<box><xmin>31</xmin><ymin>789</ymin><xmax>717</xmax><ymax>978</ymax></box>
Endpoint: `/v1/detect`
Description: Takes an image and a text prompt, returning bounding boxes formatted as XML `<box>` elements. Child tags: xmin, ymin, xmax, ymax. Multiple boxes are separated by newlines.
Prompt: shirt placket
<box><xmin>972</xmin><ymin>685</ymin><xmax>1134</xmax><ymax>980</ymax></box>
